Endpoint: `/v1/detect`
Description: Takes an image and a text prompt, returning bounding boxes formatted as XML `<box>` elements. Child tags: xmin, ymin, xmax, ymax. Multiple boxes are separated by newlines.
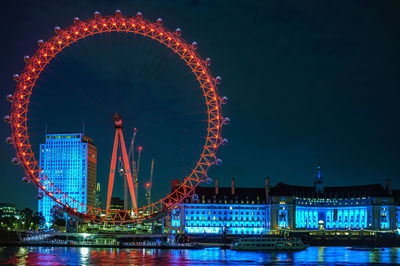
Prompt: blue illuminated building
<box><xmin>38</xmin><ymin>133</ymin><xmax>97</xmax><ymax>227</ymax></box>
<box><xmin>170</xmin><ymin>165</ymin><xmax>400</xmax><ymax>235</ymax></box>
<box><xmin>393</xmin><ymin>190</ymin><xmax>400</xmax><ymax>234</ymax></box>
<box><xmin>268</xmin><ymin>166</ymin><xmax>397</xmax><ymax>231</ymax></box>
<box><xmin>170</xmin><ymin>178</ymin><xmax>271</xmax><ymax>235</ymax></box>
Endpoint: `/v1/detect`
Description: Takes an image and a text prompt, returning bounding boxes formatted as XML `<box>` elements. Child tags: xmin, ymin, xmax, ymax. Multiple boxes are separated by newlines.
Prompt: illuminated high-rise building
<box><xmin>95</xmin><ymin>183</ymin><xmax>102</xmax><ymax>209</ymax></box>
<box><xmin>38</xmin><ymin>133</ymin><xmax>97</xmax><ymax>226</ymax></box>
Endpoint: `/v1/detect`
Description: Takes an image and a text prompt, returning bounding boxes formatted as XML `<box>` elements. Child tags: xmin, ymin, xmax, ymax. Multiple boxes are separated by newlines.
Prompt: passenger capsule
<box><xmin>37</xmin><ymin>193</ymin><xmax>44</xmax><ymax>200</ymax></box>
<box><xmin>215</xmin><ymin>76</ymin><xmax>222</xmax><ymax>85</ymax></box>
<box><xmin>156</xmin><ymin>18</ymin><xmax>163</xmax><ymax>25</ymax></box>
<box><xmin>21</xmin><ymin>176</ymin><xmax>30</xmax><ymax>183</ymax></box>
<box><xmin>5</xmin><ymin>137</ymin><xmax>13</xmax><ymax>144</ymax></box>
<box><xmin>223</xmin><ymin>117</ymin><xmax>230</xmax><ymax>125</ymax></box>
<box><xmin>6</xmin><ymin>94</ymin><xmax>14</xmax><ymax>102</ymax></box>
<box><xmin>221</xmin><ymin>138</ymin><xmax>229</xmax><ymax>146</ymax></box>
<box><xmin>4</xmin><ymin>115</ymin><xmax>11</xmax><ymax>123</ymax></box>
<box><xmin>37</xmin><ymin>39</ymin><xmax>44</xmax><ymax>47</ymax></box>
<box><xmin>73</xmin><ymin>17</ymin><xmax>80</xmax><ymax>24</ymax></box>
<box><xmin>191</xmin><ymin>41</ymin><xmax>198</xmax><ymax>50</ymax></box>
<box><xmin>215</xmin><ymin>159</ymin><xmax>222</xmax><ymax>166</ymax></box>
<box><xmin>11</xmin><ymin>157</ymin><xmax>20</xmax><ymax>165</ymax></box>
<box><xmin>115</xmin><ymin>10</ymin><xmax>122</xmax><ymax>17</ymax></box>
<box><xmin>221</xmin><ymin>96</ymin><xmax>228</xmax><ymax>104</ymax></box>
<box><xmin>136</xmin><ymin>12</ymin><xmax>143</xmax><ymax>19</ymax></box>
<box><xmin>23</xmin><ymin>55</ymin><xmax>30</xmax><ymax>63</ymax></box>
<box><xmin>192</xmin><ymin>194</ymin><xmax>199</xmax><ymax>201</ymax></box>
<box><xmin>13</xmin><ymin>74</ymin><xmax>20</xmax><ymax>82</ymax></box>
<box><xmin>205</xmin><ymin>58</ymin><xmax>212</xmax><ymax>66</ymax></box>
<box><xmin>206</xmin><ymin>177</ymin><xmax>213</xmax><ymax>184</ymax></box>
<box><xmin>175</xmin><ymin>28</ymin><xmax>181</xmax><ymax>36</ymax></box>
<box><xmin>94</xmin><ymin>11</ymin><xmax>101</xmax><ymax>18</ymax></box>
<box><xmin>54</xmin><ymin>26</ymin><xmax>61</xmax><ymax>35</ymax></box>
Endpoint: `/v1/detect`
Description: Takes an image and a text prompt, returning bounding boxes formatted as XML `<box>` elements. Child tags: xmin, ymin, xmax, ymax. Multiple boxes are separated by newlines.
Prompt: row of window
<box><xmin>184</xmin><ymin>205</ymin><xmax>265</xmax><ymax>210</ymax></box>
<box><xmin>185</xmin><ymin>211</ymin><xmax>265</xmax><ymax>215</ymax></box>
<box><xmin>185</xmin><ymin>216</ymin><xmax>265</xmax><ymax>221</ymax></box>
<box><xmin>46</xmin><ymin>134</ymin><xmax>81</xmax><ymax>139</ymax></box>
<box><xmin>187</xmin><ymin>200</ymin><xmax>266</xmax><ymax>204</ymax></box>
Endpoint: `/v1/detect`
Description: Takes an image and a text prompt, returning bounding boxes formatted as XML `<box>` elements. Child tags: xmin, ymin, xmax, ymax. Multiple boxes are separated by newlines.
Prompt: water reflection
<box><xmin>390</xmin><ymin>247</ymin><xmax>400</xmax><ymax>264</ymax></box>
<box><xmin>80</xmin><ymin>247</ymin><xmax>89</xmax><ymax>264</ymax></box>
<box><xmin>0</xmin><ymin>246</ymin><xmax>399</xmax><ymax>265</ymax></box>
<box><xmin>16</xmin><ymin>247</ymin><xmax>29</xmax><ymax>265</ymax></box>
<box><xmin>317</xmin><ymin>246</ymin><xmax>325</xmax><ymax>263</ymax></box>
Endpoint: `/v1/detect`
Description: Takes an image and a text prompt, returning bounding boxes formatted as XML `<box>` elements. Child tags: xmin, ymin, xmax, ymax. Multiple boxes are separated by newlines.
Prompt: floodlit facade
<box><xmin>270</xmin><ymin>168</ymin><xmax>396</xmax><ymax>231</ymax></box>
<box><xmin>38</xmin><ymin>133</ymin><xmax>97</xmax><ymax>226</ymax></box>
<box><xmin>170</xmin><ymin>166</ymin><xmax>400</xmax><ymax>235</ymax></box>
<box><xmin>170</xmin><ymin>178</ymin><xmax>271</xmax><ymax>235</ymax></box>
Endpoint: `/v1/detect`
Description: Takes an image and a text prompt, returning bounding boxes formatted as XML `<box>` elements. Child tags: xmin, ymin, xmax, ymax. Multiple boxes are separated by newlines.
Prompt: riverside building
<box><xmin>38</xmin><ymin>133</ymin><xmax>97</xmax><ymax>226</ymax></box>
<box><xmin>270</xmin><ymin>167</ymin><xmax>396</xmax><ymax>231</ymax></box>
<box><xmin>0</xmin><ymin>203</ymin><xmax>17</xmax><ymax>218</ymax></box>
<box><xmin>169</xmin><ymin>178</ymin><xmax>271</xmax><ymax>235</ymax></box>
<box><xmin>169</xmin><ymin>166</ymin><xmax>400</xmax><ymax>235</ymax></box>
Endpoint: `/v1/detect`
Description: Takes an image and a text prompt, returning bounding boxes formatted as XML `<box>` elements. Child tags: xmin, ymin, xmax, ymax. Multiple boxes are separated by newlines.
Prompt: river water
<box><xmin>0</xmin><ymin>246</ymin><xmax>399</xmax><ymax>265</ymax></box>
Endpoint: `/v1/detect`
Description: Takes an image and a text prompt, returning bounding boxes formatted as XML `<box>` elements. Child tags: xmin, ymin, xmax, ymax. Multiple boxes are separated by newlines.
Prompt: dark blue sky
<box><xmin>1</xmin><ymin>0</ymin><xmax>400</xmax><ymax>210</ymax></box>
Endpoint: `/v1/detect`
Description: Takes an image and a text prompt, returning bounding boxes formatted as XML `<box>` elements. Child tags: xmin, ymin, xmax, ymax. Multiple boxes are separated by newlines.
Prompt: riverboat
<box><xmin>230</xmin><ymin>237</ymin><xmax>308</xmax><ymax>251</ymax></box>
<box><xmin>121</xmin><ymin>241</ymin><xmax>204</xmax><ymax>249</ymax></box>
<box><xmin>348</xmin><ymin>247</ymin><xmax>384</xmax><ymax>251</ymax></box>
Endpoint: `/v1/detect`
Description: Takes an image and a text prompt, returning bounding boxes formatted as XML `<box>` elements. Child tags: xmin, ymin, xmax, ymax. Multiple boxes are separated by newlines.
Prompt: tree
<box><xmin>32</xmin><ymin>212</ymin><xmax>46</xmax><ymax>230</ymax></box>
<box><xmin>1</xmin><ymin>216</ymin><xmax>18</xmax><ymax>231</ymax></box>
<box><xmin>20</xmin><ymin>208</ymin><xmax>34</xmax><ymax>230</ymax></box>
<box><xmin>50</xmin><ymin>205</ymin><xmax>65</xmax><ymax>229</ymax></box>
<box><xmin>0</xmin><ymin>210</ymin><xmax>4</xmax><ymax>230</ymax></box>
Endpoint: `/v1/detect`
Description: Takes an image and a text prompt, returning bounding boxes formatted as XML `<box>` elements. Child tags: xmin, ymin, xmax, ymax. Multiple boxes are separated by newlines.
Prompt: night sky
<box><xmin>1</xmin><ymin>0</ymin><xmax>400</xmax><ymax>211</ymax></box>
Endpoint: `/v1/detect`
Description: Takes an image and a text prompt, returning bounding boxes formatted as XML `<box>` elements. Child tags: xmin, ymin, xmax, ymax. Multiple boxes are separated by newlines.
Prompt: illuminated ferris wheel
<box><xmin>5</xmin><ymin>10</ymin><xmax>229</xmax><ymax>223</ymax></box>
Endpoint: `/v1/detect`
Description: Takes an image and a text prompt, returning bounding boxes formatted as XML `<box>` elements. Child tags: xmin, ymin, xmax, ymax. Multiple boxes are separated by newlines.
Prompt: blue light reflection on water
<box><xmin>1</xmin><ymin>246</ymin><xmax>400</xmax><ymax>265</ymax></box>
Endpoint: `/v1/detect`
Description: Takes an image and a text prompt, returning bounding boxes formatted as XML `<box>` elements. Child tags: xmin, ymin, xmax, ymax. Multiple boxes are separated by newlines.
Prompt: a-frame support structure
<box><xmin>106</xmin><ymin>113</ymin><xmax>138</xmax><ymax>216</ymax></box>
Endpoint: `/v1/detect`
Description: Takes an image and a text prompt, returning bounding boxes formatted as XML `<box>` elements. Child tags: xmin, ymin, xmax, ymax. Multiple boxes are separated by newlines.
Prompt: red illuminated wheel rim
<box><xmin>9</xmin><ymin>11</ymin><xmax>227</xmax><ymax>224</ymax></box>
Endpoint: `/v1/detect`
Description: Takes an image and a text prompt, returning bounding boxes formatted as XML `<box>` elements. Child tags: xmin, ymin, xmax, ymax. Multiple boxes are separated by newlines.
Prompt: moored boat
<box><xmin>230</xmin><ymin>236</ymin><xmax>308</xmax><ymax>251</ymax></box>
<box><xmin>348</xmin><ymin>247</ymin><xmax>384</xmax><ymax>251</ymax></box>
